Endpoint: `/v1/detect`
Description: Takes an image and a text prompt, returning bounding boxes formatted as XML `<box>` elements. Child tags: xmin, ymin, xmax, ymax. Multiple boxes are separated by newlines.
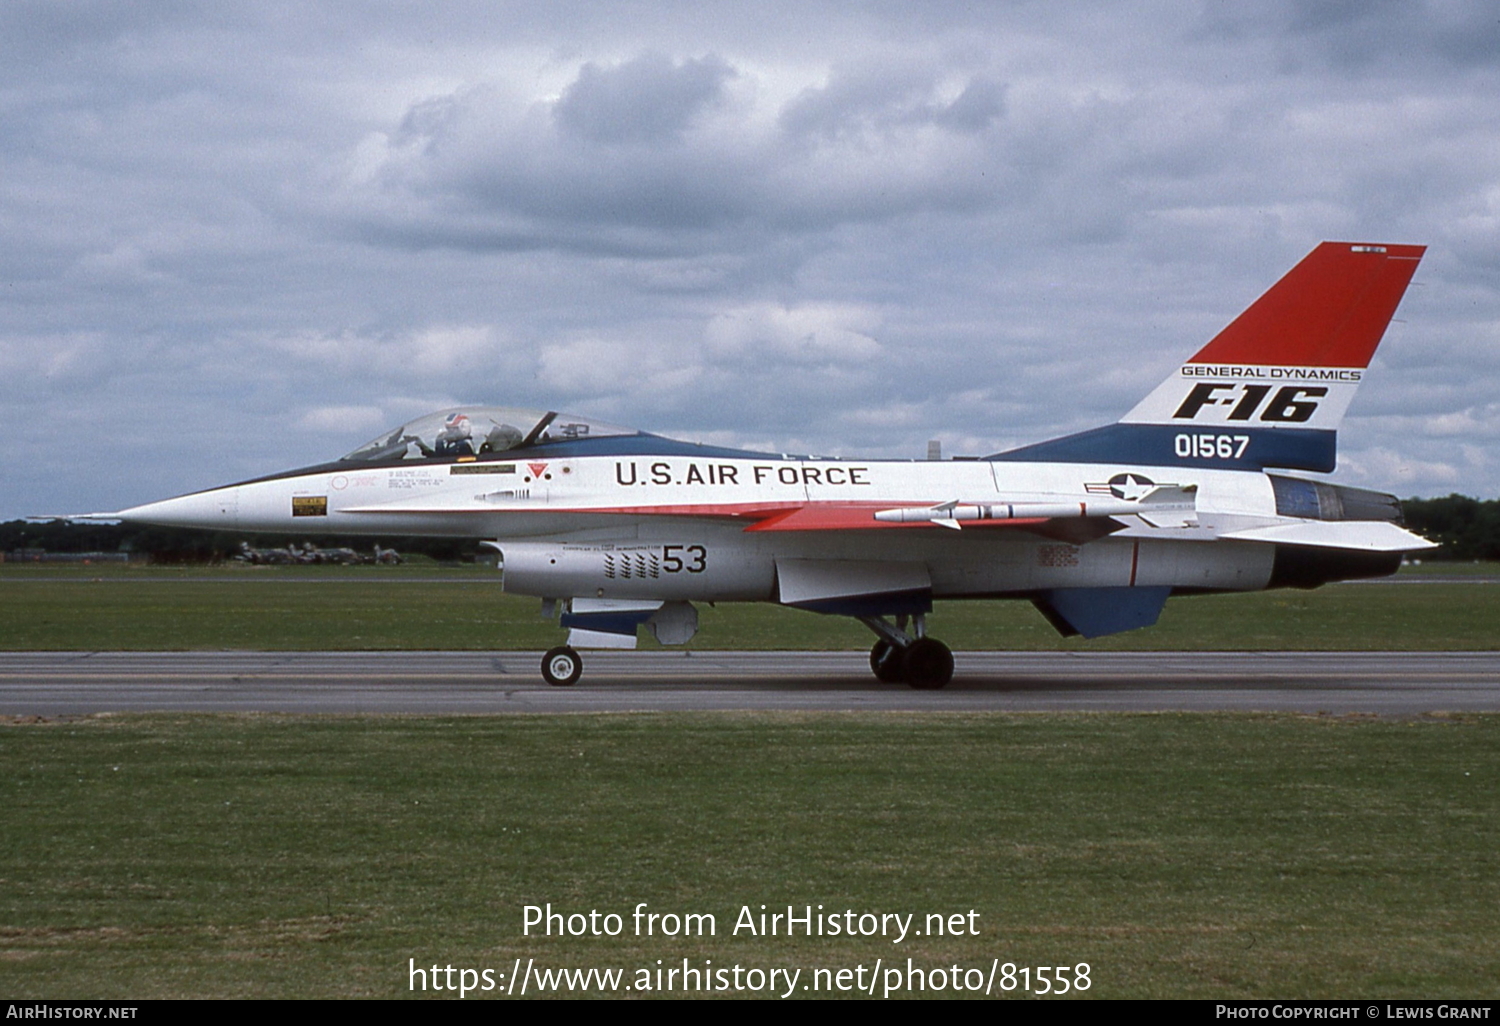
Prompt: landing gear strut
<box><xmin>869</xmin><ymin>640</ymin><xmax>905</xmax><ymax>683</ymax></box>
<box><xmin>541</xmin><ymin>645</ymin><xmax>583</xmax><ymax>686</ymax></box>
<box><xmin>859</xmin><ymin>614</ymin><xmax>954</xmax><ymax>689</ymax></box>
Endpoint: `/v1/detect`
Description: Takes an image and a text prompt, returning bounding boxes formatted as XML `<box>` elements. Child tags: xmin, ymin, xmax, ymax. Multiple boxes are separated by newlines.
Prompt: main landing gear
<box><xmin>861</xmin><ymin>614</ymin><xmax>954</xmax><ymax>689</ymax></box>
<box><xmin>537</xmin><ymin>611</ymin><xmax>953</xmax><ymax>688</ymax></box>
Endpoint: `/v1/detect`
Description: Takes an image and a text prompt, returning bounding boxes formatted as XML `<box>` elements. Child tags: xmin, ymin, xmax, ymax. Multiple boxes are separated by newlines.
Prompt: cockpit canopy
<box><xmin>340</xmin><ymin>406</ymin><xmax>638</xmax><ymax>463</ymax></box>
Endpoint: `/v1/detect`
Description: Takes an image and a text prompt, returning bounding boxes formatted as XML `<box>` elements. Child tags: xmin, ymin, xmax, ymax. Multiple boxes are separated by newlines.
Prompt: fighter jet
<box><xmin>92</xmin><ymin>242</ymin><xmax>1436</xmax><ymax>687</ymax></box>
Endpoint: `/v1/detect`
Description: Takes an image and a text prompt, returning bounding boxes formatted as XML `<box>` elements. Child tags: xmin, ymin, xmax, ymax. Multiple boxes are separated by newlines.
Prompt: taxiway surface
<box><xmin>2</xmin><ymin>650</ymin><xmax>1498</xmax><ymax>715</ymax></box>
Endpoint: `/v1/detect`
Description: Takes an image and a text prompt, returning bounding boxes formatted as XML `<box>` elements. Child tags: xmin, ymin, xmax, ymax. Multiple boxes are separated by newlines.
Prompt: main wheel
<box><xmin>541</xmin><ymin>645</ymin><xmax>583</xmax><ymax>686</ymax></box>
<box><xmin>902</xmin><ymin>638</ymin><xmax>954</xmax><ymax>690</ymax></box>
<box><xmin>869</xmin><ymin>640</ymin><xmax>905</xmax><ymax>683</ymax></box>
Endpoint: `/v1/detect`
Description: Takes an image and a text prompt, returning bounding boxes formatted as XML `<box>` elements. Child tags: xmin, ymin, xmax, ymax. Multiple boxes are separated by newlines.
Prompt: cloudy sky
<box><xmin>4</xmin><ymin>1</ymin><xmax>1499</xmax><ymax>519</ymax></box>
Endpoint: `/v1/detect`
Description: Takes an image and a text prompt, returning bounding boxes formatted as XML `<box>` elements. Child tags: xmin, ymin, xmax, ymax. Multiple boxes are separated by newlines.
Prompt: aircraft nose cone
<box><xmin>117</xmin><ymin>487</ymin><xmax>240</xmax><ymax>529</ymax></box>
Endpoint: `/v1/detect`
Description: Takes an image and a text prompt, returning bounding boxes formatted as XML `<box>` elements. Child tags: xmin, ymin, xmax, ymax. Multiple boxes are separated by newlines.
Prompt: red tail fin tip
<box><xmin>1187</xmin><ymin>241</ymin><xmax>1424</xmax><ymax>370</ymax></box>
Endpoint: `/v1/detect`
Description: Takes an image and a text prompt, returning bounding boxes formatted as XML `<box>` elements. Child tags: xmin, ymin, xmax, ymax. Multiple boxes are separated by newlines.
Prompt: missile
<box><xmin>873</xmin><ymin>486</ymin><xmax>1197</xmax><ymax>529</ymax></box>
<box><xmin>873</xmin><ymin>500</ymin><xmax>1130</xmax><ymax>528</ymax></box>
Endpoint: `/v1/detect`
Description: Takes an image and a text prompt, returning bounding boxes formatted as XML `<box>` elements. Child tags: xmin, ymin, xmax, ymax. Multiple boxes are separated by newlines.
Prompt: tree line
<box><xmin>3</xmin><ymin>494</ymin><xmax>1498</xmax><ymax>563</ymax></box>
<box><xmin>1399</xmin><ymin>495</ymin><xmax>1500</xmax><ymax>561</ymax></box>
<box><xmin>0</xmin><ymin>520</ymin><xmax>485</xmax><ymax>563</ymax></box>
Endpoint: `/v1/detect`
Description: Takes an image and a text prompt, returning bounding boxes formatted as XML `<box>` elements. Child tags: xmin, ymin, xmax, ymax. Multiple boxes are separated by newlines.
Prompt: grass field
<box><xmin>1</xmin><ymin>561</ymin><xmax>1497</xmax><ymax>651</ymax></box>
<box><xmin>2</xmin><ymin>563</ymin><xmax>1496</xmax><ymax>999</ymax></box>
<box><xmin>1</xmin><ymin>712</ymin><xmax>1496</xmax><ymax>999</ymax></box>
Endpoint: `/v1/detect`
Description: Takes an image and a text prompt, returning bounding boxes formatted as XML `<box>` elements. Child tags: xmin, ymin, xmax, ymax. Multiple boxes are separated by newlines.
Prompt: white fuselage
<box><xmin>122</xmin><ymin>453</ymin><xmax>1289</xmax><ymax>601</ymax></box>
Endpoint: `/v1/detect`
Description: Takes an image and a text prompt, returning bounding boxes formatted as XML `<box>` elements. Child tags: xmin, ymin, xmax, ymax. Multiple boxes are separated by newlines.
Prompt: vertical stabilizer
<box><xmin>991</xmin><ymin>242</ymin><xmax>1424</xmax><ymax>472</ymax></box>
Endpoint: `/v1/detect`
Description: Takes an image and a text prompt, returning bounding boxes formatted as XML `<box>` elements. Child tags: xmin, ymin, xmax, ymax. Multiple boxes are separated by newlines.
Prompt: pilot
<box><xmin>434</xmin><ymin>412</ymin><xmax>475</xmax><ymax>456</ymax></box>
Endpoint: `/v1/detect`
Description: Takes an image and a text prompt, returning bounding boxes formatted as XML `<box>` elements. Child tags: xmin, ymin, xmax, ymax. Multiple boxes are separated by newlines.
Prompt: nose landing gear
<box><xmin>541</xmin><ymin>645</ymin><xmax>583</xmax><ymax>686</ymax></box>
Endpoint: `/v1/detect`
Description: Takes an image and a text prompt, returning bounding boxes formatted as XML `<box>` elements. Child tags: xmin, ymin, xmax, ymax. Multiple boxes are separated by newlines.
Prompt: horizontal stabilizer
<box><xmin>1220</xmin><ymin>520</ymin><xmax>1436</xmax><ymax>552</ymax></box>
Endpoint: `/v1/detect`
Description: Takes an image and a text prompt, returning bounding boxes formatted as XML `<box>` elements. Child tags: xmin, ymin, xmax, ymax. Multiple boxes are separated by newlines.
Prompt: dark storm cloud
<box><xmin>1197</xmin><ymin>0</ymin><xmax>1500</xmax><ymax>72</ymax></box>
<box><xmin>343</xmin><ymin>55</ymin><xmax>1013</xmax><ymax>252</ymax></box>
<box><xmin>553</xmin><ymin>52</ymin><xmax>735</xmax><ymax>145</ymax></box>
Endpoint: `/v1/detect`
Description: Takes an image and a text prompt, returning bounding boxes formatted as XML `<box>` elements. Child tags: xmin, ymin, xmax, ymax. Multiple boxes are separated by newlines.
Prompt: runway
<box><xmin>2</xmin><ymin>650</ymin><xmax>1499</xmax><ymax>715</ymax></box>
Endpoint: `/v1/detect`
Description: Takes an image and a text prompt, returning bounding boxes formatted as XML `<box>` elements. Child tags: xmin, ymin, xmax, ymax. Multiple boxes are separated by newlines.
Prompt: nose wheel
<box><xmin>541</xmin><ymin>645</ymin><xmax>583</xmax><ymax>686</ymax></box>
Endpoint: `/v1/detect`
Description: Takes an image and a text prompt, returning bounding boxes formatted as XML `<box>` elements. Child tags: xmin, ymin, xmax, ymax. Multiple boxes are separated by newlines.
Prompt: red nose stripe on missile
<box><xmin>1186</xmin><ymin>242</ymin><xmax>1424</xmax><ymax>369</ymax></box>
<box><xmin>747</xmin><ymin>504</ymin><xmax>1049</xmax><ymax>531</ymax></box>
<box><xmin>745</xmin><ymin>504</ymin><xmax>935</xmax><ymax>531</ymax></box>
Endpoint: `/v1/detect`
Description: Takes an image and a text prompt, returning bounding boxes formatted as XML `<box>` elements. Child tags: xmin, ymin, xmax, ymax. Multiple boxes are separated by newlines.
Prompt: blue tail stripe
<box><xmin>987</xmin><ymin>424</ymin><xmax>1336</xmax><ymax>472</ymax></box>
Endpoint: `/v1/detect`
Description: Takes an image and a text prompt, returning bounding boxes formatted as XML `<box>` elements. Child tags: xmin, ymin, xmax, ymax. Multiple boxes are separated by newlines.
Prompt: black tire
<box><xmin>869</xmin><ymin>640</ymin><xmax>905</xmax><ymax>683</ymax></box>
<box><xmin>541</xmin><ymin>645</ymin><xmax>583</xmax><ymax>686</ymax></box>
<box><xmin>902</xmin><ymin>638</ymin><xmax>954</xmax><ymax>690</ymax></box>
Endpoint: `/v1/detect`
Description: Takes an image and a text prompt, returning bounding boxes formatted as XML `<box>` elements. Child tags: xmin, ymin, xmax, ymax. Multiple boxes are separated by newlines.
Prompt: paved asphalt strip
<box><xmin>1</xmin><ymin>651</ymin><xmax>1498</xmax><ymax>715</ymax></box>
